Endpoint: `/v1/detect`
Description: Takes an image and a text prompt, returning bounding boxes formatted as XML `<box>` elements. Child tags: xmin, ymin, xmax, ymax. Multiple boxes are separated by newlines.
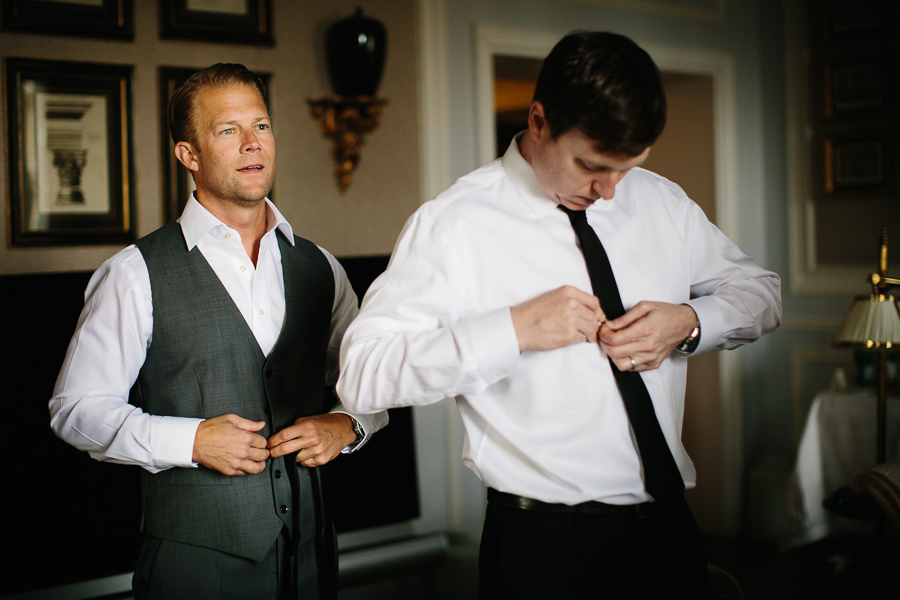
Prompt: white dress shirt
<box><xmin>338</xmin><ymin>137</ymin><xmax>781</xmax><ymax>506</ymax></box>
<box><xmin>50</xmin><ymin>196</ymin><xmax>386</xmax><ymax>473</ymax></box>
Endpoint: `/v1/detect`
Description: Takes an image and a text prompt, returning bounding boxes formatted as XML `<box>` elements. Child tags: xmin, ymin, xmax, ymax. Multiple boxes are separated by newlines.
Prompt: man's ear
<box><xmin>527</xmin><ymin>101</ymin><xmax>548</xmax><ymax>141</ymax></box>
<box><xmin>174</xmin><ymin>142</ymin><xmax>199</xmax><ymax>172</ymax></box>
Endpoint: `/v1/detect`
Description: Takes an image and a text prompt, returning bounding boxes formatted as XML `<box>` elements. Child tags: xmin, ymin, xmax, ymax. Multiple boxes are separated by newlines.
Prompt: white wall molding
<box><xmin>550</xmin><ymin>0</ymin><xmax>726</xmax><ymax>23</ymax></box>
<box><xmin>784</xmin><ymin>0</ymin><xmax>871</xmax><ymax>297</ymax></box>
<box><xmin>418</xmin><ymin>0</ymin><xmax>452</xmax><ymax>202</ymax></box>
<box><xmin>474</xmin><ymin>25</ymin><xmax>563</xmax><ymax>166</ymax></box>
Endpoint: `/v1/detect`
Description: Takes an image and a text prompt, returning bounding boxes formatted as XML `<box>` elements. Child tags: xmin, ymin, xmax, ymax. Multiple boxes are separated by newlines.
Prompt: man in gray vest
<box><xmin>49</xmin><ymin>63</ymin><xmax>387</xmax><ymax>600</ymax></box>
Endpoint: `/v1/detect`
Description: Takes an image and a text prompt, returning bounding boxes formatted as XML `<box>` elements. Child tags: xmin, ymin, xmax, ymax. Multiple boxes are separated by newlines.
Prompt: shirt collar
<box><xmin>178</xmin><ymin>194</ymin><xmax>295</xmax><ymax>250</ymax></box>
<box><xmin>500</xmin><ymin>132</ymin><xmax>561</xmax><ymax>218</ymax></box>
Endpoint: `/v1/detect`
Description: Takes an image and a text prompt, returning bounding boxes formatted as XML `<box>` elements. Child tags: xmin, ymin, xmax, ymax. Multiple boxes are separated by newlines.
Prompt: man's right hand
<box><xmin>192</xmin><ymin>414</ymin><xmax>269</xmax><ymax>476</ymax></box>
<box><xmin>511</xmin><ymin>285</ymin><xmax>604</xmax><ymax>352</ymax></box>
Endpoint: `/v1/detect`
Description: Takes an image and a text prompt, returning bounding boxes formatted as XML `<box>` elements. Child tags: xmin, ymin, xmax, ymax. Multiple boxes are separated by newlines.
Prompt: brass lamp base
<box><xmin>833</xmin><ymin>227</ymin><xmax>900</xmax><ymax>464</ymax></box>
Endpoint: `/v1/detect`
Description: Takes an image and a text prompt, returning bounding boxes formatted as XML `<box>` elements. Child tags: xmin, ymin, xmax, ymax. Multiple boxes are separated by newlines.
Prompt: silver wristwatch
<box><xmin>674</xmin><ymin>323</ymin><xmax>701</xmax><ymax>355</ymax></box>
<box><xmin>349</xmin><ymin>416</ymin><xmax>365</xmax><ymax>443</ymax></box>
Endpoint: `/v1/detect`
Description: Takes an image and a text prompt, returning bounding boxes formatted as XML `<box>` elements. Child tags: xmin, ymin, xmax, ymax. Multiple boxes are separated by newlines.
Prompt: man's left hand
<box><xmin>599</xmin><ymin>301</ymin><xmax>698</xmax><ymax>372</ymax></box>
<box><xmin>267</xmin><ymin>413</ymin><xmax>357</xmax><ymax>467</ymax></box>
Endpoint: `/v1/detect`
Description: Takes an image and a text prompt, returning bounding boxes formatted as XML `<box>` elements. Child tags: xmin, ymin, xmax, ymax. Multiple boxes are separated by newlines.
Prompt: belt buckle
<box><xmin>634</xmin><ymin>501</ymin><xmax>656</xmax><ymax>519</ymax></box>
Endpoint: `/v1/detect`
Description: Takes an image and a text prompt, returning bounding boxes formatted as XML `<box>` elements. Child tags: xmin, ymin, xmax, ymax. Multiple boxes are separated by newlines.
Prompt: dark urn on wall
<box><xmin>326</xmin><ymin>7</ymin><xmax>387</xmax><ymax>97</ymax></box>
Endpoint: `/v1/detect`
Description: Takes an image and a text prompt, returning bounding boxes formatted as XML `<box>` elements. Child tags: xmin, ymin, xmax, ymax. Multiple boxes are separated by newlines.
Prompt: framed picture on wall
<box><xmin>159</xmin><ymin>0</ymin><xmax>273</xmax><ymax>45</ymax></box>
<box><xmin>159</xmin><ymin>67</ymin><xmax>271</xmax><ymax>222</ymax></box>
<box><xmin>5</xmin><ymin>58</ymin><xmax>135</xmax><ymax>247</ymax></box>
<box><xmin>824</xmin><ymin>60</ymin><xmax>887</xmax><ymax>117</ymax></box>
<box><xmin>827</xmin><ymin>0</ymin><xmax>884</xmax><ymax>36</ymax></box>
<box><xmin>1</xmin><ymin>0</ymin><xmax>133</xmax><ymax>40</ymax></box>
<box><xmin>823</xmin><ymin>135</ymin><xmax>891</xmax><ymax>195</ymax></box>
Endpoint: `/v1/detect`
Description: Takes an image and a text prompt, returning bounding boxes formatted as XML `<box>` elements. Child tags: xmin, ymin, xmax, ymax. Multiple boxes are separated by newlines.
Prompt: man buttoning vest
<box><xmin>49</xmin><ymin>63</ymin><xmax>388</xmax><ymax>600</ymax></box>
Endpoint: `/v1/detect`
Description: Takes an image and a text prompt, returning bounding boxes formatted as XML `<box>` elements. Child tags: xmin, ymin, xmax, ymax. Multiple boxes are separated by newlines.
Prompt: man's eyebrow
<box><xmin>581</xmin><ymin>153</ymin><xmax>648</xmax><ymax>171</ymax></box>
<box><xmin>579</xmin><ymin>157</ymin><xmax>613</xmax><ymax>171</ymax></box>
<box><xmin>211</xmin><ymin>116</ymin><xmax>270</xmax><ymax>129</ymax></box>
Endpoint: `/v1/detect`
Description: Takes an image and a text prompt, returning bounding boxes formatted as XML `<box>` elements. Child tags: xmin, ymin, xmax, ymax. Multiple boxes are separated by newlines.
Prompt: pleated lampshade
<box><xmin>834</xmin><ymin>294</ymin><xmax>900</xmax><ymax>348</ymax></box>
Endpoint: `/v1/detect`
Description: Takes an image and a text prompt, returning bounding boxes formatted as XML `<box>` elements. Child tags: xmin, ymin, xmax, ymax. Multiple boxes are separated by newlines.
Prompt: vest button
<box><xmin>265</xmin><ymin>369</ymin><xmax>274</xmax><ymax>378</ymax></box>
<box><xmin>274</xmin><ymin>469</ymin><xmax>282</xmax><ymax>478</ymax></box>
<box><xmin>280</xmin><ymin>505</ymin><xmax>289</xmax><ymax>514</ymax></box>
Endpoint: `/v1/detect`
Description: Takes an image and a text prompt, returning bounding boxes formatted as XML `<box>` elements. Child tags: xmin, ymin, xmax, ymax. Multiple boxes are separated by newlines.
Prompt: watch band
<box><xmin>675</xmin><ymin>324</ymin><xmax>701</xmax><ymax>355</ymax></box>
<box><xmin>350</xmin><ymin>416</ymin><xmax>365</xmax><ymax>443</ymax></box>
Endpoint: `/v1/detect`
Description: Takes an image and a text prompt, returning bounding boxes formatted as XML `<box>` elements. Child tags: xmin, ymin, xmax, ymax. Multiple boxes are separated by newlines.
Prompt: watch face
<box><xmin>684</xmin><ymin>327</ymin><xmax>700</xmax><ymax>352</ymax></box>
<box><xmin>676</xmin><ymin>326</ymin><xmax>700</xmax><ymax>354</ymax></box>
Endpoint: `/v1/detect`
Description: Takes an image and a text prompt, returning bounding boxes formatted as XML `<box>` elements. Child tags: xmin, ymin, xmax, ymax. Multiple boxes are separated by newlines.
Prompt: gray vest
<box><xmin>131</xmin><ymin>222</ymin><xmax>335</xmax><ymax>561</ymax></box>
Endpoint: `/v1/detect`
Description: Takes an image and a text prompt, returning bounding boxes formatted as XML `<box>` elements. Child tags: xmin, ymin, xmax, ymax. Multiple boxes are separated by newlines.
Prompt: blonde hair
<box><xmin>168</xmin><ymin>63</ymin><xmax>267</xmax><ymax>148</ymax></box>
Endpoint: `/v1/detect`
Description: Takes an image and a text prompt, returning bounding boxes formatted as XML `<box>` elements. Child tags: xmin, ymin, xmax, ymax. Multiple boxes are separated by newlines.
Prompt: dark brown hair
<box><xmin>168</xmin><ymin>63</ymin><xmax>268</xmax><ymax>147</ymax></box>
<box><xmin>533</xmin><ymin>31</ymin><xmax>667</xmax><ymax>156</ymax></box>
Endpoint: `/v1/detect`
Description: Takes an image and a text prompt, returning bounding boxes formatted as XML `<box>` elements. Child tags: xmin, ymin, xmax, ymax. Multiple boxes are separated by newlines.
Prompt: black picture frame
<box><xmin>823</xmin><ymin>135</ymin><xmax>891</xmax><ymax>194</ymax></box>
<box><xmin>160</xmin><ymin>0</ymin><xmax>273</xmax><ymax>46</ymax></box>
<box><xmin>1</xmin><ymin>0</ymin><xmax>133</xmax><ymax>40</ymax></box>
<box><xmin>832</xmin><ymin>139</ymin><xmax>883</xmax><ymax>188</ymax></box>
<box><xmin>5</xmin><ymin>57</ymin><xmax>136</xmax><ymax>247</ymax></box>
<box><xmin>159</xmin><ymin>66</ymin><xmax>272</xmax><ymax>222</ymax></box>
<box><xmin>824</xmin><ymin>60</ymin><xmax>887</xmax><ymax>117</ymax></box>
<box><xmin>826</xmin><ymin>0</ymin><xmax>884</xmax><ymax>36</ymax></box>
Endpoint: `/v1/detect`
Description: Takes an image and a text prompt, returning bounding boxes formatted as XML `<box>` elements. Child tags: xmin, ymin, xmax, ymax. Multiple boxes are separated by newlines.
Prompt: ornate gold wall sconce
<box><xmin>308</xmin><ymin>8</ymin><xmax>387</xmax><ymax>193</ymax></box>
<box><xmin>307</xmin><ymin>96</ymin><xmax>387</xmax><ymax>193</ymax></box>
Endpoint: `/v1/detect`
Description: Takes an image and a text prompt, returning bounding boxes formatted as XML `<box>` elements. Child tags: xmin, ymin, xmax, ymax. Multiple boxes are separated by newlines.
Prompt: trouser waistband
<box><xmin>487</xmin><ymin>488</ymin><xmax>658</xmax><ymax>516</ymax></box>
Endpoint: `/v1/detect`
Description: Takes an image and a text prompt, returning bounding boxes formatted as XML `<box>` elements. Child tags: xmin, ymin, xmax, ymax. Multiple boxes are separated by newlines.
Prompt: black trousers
<box><xmin>478</xmin><ymin>493</ymin><xmax>709</xmax><ymax>599</ymax></box>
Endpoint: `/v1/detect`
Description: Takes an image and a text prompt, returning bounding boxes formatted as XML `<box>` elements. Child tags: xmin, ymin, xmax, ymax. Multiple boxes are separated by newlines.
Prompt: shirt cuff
<box><xmin>152</xmin><ymin>416</ymin><xmax>204</xmax><ymax>469</ymax></box>
<box><xmin>684</xmin><ymin>296</ymin><xmax>721</xmax><ymax>355</ymax></box>
<box><xmin>456</xmin><ymin>307</ymin><xmax>521</xmax><ymax>386</ymax></box>
<box><xmin>329</xmin><ymin>410</ymin><xmax>389</xmax><ymax>453</ymax></box>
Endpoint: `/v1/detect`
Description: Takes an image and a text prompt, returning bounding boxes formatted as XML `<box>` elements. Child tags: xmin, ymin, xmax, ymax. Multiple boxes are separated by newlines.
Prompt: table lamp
<box><xmin>833</xmin><ymin>227</ymin><xmax>900</xmax><ymax>464</ymax></box>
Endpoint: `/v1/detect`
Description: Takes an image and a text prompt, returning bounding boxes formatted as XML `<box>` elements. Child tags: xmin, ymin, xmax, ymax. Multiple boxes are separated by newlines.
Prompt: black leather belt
<box><xmin>487</xmin><ymin>489</ymin><xmax>656</xmax><ymax>516</ymax></box>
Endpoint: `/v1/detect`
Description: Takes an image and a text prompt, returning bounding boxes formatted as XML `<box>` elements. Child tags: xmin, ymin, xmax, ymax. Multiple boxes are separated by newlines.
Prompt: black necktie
<box><xmin>559</xmin><ymin>205</ymin><xmax>685</xmax><ymax>504</ymax></box>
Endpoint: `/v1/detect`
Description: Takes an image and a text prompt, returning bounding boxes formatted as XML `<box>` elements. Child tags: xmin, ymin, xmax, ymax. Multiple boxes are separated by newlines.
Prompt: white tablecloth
<box><xmin>785</xmin><ymin>388</ymin><xmax>900</xmax><ymax>546</ymax></box>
